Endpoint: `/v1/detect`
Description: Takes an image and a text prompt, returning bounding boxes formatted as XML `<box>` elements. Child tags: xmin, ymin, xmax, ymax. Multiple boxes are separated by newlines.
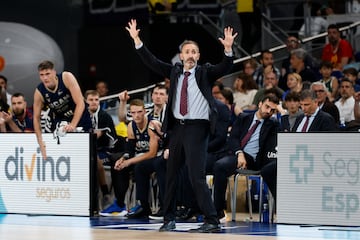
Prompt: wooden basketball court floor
<box><xmin>1</xmin><ymin>212</ymin><xmax>359</xmax><ymax>240</ymax></box>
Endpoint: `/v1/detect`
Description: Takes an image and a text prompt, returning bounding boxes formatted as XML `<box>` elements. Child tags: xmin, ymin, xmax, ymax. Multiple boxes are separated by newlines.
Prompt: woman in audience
<box><xmin>242</xmin><ymin>58</ymin><xmax>258</xmax><ymax>80</ymax></box>
<box><xmin>232</xmin><ymin>72</ymin><xmax>258</xmax><ymax>111</ymax></box>
<box><xmin>282</xmin><ymin>72</ymin><xmax>303</xmax><ymax>101</ymax></box>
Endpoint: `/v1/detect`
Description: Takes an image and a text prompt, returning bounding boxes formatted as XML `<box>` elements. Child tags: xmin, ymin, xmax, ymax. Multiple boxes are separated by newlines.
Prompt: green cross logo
<box><xmin>289</xmin><ymin>145</ymin><xmax>314</xmax><ymax>183</ymax></box>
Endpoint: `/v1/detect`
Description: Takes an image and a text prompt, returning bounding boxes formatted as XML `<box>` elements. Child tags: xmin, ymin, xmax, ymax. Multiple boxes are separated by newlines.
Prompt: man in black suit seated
<box><xmin>278</xmin><ymin>89</ymin><xmax>337</xmax><ymax>132</ymax></box>
<box><xmin>213</xmin><ymin>94</ymin><xmax>280</xmax><ymax>219</ymax></box>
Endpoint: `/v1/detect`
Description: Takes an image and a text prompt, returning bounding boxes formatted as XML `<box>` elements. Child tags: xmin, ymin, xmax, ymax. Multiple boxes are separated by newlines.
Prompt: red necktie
<box><xmin>180</xmin><ymin>71</ymin><xmax>190</xmax><ymax>116</ymax></box>
<box><xmin>301</xmin><ymin>116</ymin><xmax>310</xmax><ymax>132</ymax></box>
<box><xmin>241</xmin><ymin>120</ymin><xmax>261</xmax><ymax>148</ymax></box>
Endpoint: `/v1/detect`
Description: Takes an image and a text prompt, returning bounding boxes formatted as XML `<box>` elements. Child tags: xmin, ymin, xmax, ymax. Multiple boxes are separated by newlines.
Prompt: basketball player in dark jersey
<box><xmin>33</xmin><ymin>60</ymin><xmax>91</xmax><ymax>159</ymax></box>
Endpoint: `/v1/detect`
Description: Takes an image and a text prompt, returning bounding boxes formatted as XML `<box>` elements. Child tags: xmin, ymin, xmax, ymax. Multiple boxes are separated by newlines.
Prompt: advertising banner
<box><xmin>0</xmin><ymin>133</ymin><xmax>92</xmax><ymax>216</ymax></box>
<box><xmin>277</xmin><ymin>133</ymin><xmax>360</xmax><ymax>226</ymax></box>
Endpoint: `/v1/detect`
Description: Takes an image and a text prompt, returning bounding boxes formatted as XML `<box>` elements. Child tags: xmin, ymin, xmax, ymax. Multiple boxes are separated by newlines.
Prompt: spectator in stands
<box><xmin>281</xmin><ymin>35</ymin><xmax>301</xmax><ymax>79</ymax></box>
<box><xmin>321</xmin><ymin>24</ymin><xmax>354</xmax><ymax>71</ymax></box>
<box><xmin>298</xmin><ymin>3</ymin><xmax>328</xmax><ymax>39</ymax></box>
<box><xmin>242</xmin><ymin>58</ymin><xmax>258</xmax><ymax>79</ymax></box>
<box><xmin>343</xmin><ymin>67</ymin><xmax>360</xmax><ymax>92</ymax></box>
<box><xmin>311</xmin><ymin>81</ymin><xmax>340</xmax><ymax>126</ymax></box>
<box><xmin>96</xmin><ymin>80</ymin><xmax>118</xmax><ymax>110</ymax></box>
<box><xmin>290</xmin><ymin>48</ymin><xmax>318</xmax><ymax>83</ymax></box>
<box><xmin>33</xmin><ymin>60</ymin><xmax>92</xmax><ymax>160</ymax></box>
<box><xmin>253</xmin><ymin>50</ymin><xmax>281</xmax><ymax>88</ymax></box>
<box><xmin>213</xmin><ymin>94</ymin><xmax>279</xmax><ymax>220</ymax></box>
<box><xmin>281</xmin><ymin>91</ymin><xmax>302</xmax><ymax>130</ymax></box>
<box><xmin>351</xmin><ymin>0</ymin><xmax>360</xmax><ymax>13</ymax></box>
<box><xmin>335</xmin><ymin>78</ymin><xmax>357</xmax><ymax>128</ymax></box>
<box><xmin>319</xmin><ymin>61</ymin><xmax>339</xmax><ymax>102</ymax></box>
<box><xmin>232</xmin><ymin>72</ymin><xmax>258</xmax><ymax>111</ymax></box>
<box><xmin>282</xmin><ymin>73</ymin><xmax>303</xmax><ymax>101</ymax></box>
<box><xmin>279</xmin><ymin>89</ymin><xmax>337</xmax><ymax>132</ymax></box>
<box><xmin>0</xmin><ymin>75</ymin><xmax>12</xmax><ymax>108</ymax></box>
<box><xmin>212</xmin><ymin>81</ymin><xmax>224</xmax><ymax>99</ymax></box>
<box><xmin>85</xmin><ymin>90</ymin><xmax>117</xmax><ymax>210</ymax></box>
<box><xmin>0</xmin><ymin>93</ymin><xmax>33</xmax><ymax>132</ymax></box>
<box><xmin>280</xmin><ymin>35</ymin><xmax>317</xmax><ymax>90</ymax></box>
<box><xmin>251</xmin><ymin>70</ymin><xmax>284</xmax><ymax>108</ymax></box>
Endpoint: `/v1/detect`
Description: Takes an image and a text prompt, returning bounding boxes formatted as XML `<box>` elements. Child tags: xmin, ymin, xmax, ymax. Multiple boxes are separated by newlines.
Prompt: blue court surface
<box><xmin>1</xmin><ymin>213</ymin><xmax>360</xmax><ymax>239</ymax></box>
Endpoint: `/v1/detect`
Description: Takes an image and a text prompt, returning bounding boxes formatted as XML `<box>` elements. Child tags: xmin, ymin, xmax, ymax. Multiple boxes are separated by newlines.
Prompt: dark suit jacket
<box><xmin>208</xmin><ymin>100</ymin><xmax>230</xmax><ymax>153</ymax></box>
<box><xmin>281</xmin><ymin>110</ymin><xmax>337</xmax><ymax>132</ymax></box>
<box><xmin>321</xmin><ymin>97</ymin><xmax>340</xmax><ymax>125</ymax></box>
<box><xmin>136</xmin><ymin>45</ymin><xmax>234</xmax><ymax>134</ymax></box>
<box><xmin>227</xmin><ymin>112</ymin><xmax>279</xmax><ymax>170</ymax></box>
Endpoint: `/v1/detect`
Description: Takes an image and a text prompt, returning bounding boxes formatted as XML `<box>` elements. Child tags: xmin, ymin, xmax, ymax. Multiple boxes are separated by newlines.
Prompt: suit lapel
<box><xmin>308</xmin><ymin>112</ymin><xmax>321</xmax><ymax>131</ymax></box>
<box><xmin>293</xmin><ymin>115</ymin><xmax>305</xmax><ymax>132</ymax></box>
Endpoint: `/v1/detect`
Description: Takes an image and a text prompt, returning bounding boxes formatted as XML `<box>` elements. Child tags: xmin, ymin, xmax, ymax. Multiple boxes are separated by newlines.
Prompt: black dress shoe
<box><xmin>176</xmin><ymin>208</ymin><xmax>197</xmax><ymax>221</ymax></box>
<box><xmin>188</xmin><ymin>223</ymin><xmax>221</xmax><ymax>233</ymax></box>
<box><xmin>126</xmin><ymin>205</ymin><xmax>150</xmax><ymax>219</ymax></box>
<box><xmin>159</xmin><ymin>220</ymin><xmax>176</xmax><ymax>232</ymax></box>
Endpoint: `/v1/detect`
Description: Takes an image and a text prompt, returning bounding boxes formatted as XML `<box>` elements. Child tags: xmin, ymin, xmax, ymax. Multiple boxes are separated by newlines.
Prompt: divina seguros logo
<box><xmin>4</xmin><ymin>147</ymin><xmax>70</xmax><ymax>182</ymax></box>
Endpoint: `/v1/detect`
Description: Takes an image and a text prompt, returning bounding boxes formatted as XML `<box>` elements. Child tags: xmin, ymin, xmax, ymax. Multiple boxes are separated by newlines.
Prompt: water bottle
<box><xmin>340</xmin><ymin>117</ymin><xmax>346</xmax><ymax>129</ymax></box>
<box><xmin>262</xmin><ymin>203</ymin><xmax>269</xmax><ymax>223</ymax></box>
<box><xmin>253</xmin><ymin>194</ymin><xmax>259</xmax><ymax>212</ymax></box>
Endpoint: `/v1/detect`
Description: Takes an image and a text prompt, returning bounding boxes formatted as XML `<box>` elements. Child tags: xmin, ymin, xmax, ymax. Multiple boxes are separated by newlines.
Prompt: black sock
<box><xmin>101</xmin><ymin>184</ymin><xmax>109</xmax><ymax>196</ymax></box>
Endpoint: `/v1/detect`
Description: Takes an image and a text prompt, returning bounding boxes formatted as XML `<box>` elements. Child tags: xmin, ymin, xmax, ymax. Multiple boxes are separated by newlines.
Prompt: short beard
<box><xmin>14</xmin><ymin>109</ymin><xmax>25</xmax><ymax>117</ymax></box>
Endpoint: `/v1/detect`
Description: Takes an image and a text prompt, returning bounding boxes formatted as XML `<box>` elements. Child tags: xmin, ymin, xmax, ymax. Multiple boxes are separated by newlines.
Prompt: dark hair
<box><xmin>261</xmin><ymin>93</ymin><xmax>279</xmax><ymax>105</ymax></box>
<box><xmin>213</xmin><ymin>81</ymin><xmax>224</xmax><ymax>91</ymax></box>
<box><xmin>220</xmin><ymin>87</ymin><xmax>234</xmax><ymax>105</ymax></box>
<box><xmin>38</xmin><ymin>60</ymin><xmax>55</xmax><ymax>71</ymax></box>
<box><xmin>302</xmin><ymin>81</ymin><xmax>312</xmax><ymax>90</ymax></box>
<box><xmin>11</xmin><ymin>92</ymin><xmax>25</xmax><ymax>99</ymax></box>
<box><xmin>0</xmin><ymin>75</ymin><xmax>7</xmax><ymax>84</ymax></box>
<box><xmin>327</xmin><ymin>24</ymin><xmax>339</xmax><ymax>32</ymax></box>
<box><xmin>236</xmin><ymin>72</ymin><xmax>258</xmax><ymax>91</ymax></box>
<box><xmin>320</xmin><ymin>60</ymin><xmax>333</xmax><ymax>69</ymax></box>
<box><xmin>96</xmin><ymin>80</ymin><xmax>108</xmax><ymax>88</ymax></box>
<box><xmin>154</xmin><ymin>83</ymin><xmax>168</xmax><ymax>94</ymax></box>
<box><xmin>343</xmin><ymin>67</ymin><xmax>358</xmax><ymax>77</ymax></box>
<box><xmin>285</xmin><ymin>91</ymin><xmax>300</xmax><ymax>102</ymax></box>
<box><xmin>340</xmin><ymin>77</ymin><xmax>354</xmax><ymax>87</ymax></box>
<box><xmin>260</xmin><ymin>49</ymin><xmax>272</xmax><ymax>60</ymax></box>
<box><xmin>264</xmin><ymin>88</ymin><xmax>282</xmax><ymax>99</ymax></box>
